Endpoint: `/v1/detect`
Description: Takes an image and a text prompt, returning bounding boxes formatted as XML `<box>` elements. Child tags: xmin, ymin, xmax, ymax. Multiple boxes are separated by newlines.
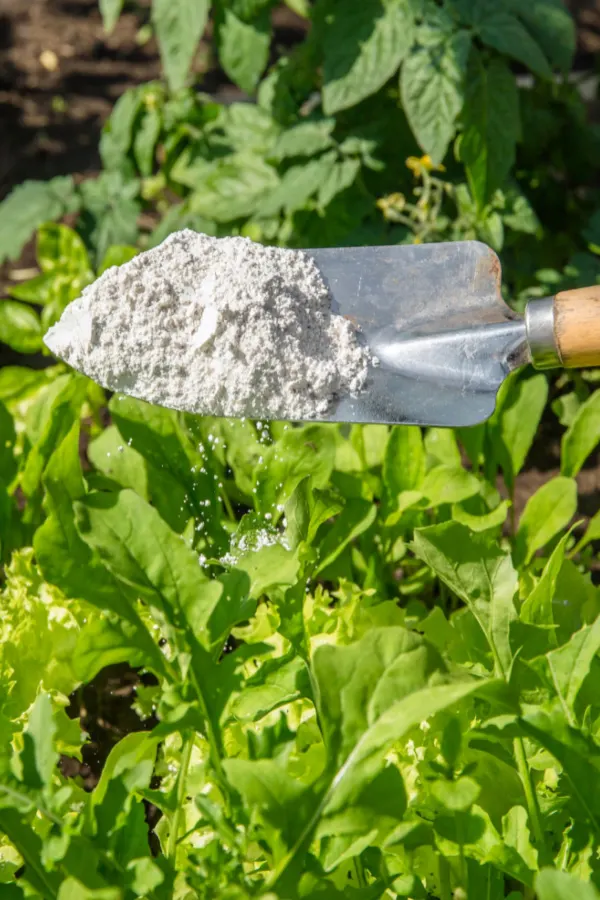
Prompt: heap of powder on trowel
<box><xmin>44</xmin><ymin>230</ymin><xmax>372</xmax><ymax>420</ymax></box>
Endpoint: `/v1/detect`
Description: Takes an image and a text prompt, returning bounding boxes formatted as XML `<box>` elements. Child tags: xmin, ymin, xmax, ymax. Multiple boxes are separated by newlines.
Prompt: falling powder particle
<box><xmin>44</xmin><ymin>230</ymin><xmax>372</xmax><ymax>420</ymax></box>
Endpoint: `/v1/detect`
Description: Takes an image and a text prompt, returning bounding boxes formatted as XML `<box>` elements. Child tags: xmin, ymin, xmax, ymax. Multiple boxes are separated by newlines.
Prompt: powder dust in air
<box><xmin>44</xmin><ymin>230</ymin><xmax>372</xmax><ymax>420</ymax></box>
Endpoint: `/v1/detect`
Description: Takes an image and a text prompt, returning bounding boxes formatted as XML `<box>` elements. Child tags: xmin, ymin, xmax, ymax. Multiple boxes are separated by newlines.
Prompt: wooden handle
<box><xmin>554</xmin><ymin>286</ymin><xmax>600</xmax><ymax>368</ymax></box>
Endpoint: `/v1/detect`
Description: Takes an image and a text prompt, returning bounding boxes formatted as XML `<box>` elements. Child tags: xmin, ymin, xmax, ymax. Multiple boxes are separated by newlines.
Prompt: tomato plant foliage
<box><xmin>1</xmin><ymin>0</ymin><xmax>600</xmax><ymax>897</ymax></box>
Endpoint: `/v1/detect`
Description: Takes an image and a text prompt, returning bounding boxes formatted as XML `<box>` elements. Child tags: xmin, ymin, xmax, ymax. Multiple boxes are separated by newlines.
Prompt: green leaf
<box><xmin>258</xmin><ymin>152</ymin><xmax>338</xmax><ymax>217</ymax></box>
<box><xmin>513</xmin><ymin>0</ymin><xmax>576</xmax><ymax>71</ymax></box>
<box><xmin>514</xmin><ymin>476</ymin><xmax>577</xmax><ymax>566</ymax></box>
<box><xmin>413</xmin><ymin>522</ymin><xmax>517</xmax><ymax>677</ymax></box>
<box><xmin>317</xmin><ymin>158</ymin><xmax>361</xmax><ymax>208</ymax></box>
<box><xmin>218</xmin><ymin>8</ymin><xmax>271</xmax><ymax>94</ymax></box>
<box><xmin>224</xmin><ymin>758</ymin><xmax>310</xmax><ymax>857</ymax></box>
<box><xmin>452</xmin><ymin>0</ymin><xmax>552</xmax><ymax>78</ymax></box>
<box><xmin>461</xmin><ymin>52</ymin><xmax>520</xmax><ymax>209</ymax></box>
<box><xmin>74</xmin><ymin>489</ymin><xmax>210</xmax><ymax>638</ymax></box>
<box><xmin>535</xmin><ymin>867</ymin><xmax>600</xmax><ymax>900</ymax></box>
<box><xmin>109</xmin><ymin>395</ymin><xmax>222</xmax><ymax>540</ymax></box>
<box><xmin>272</xmin><ymin>120</ymin><xmax>336</xmax><ymax>160</ymax></box>
<box><xmin>15</xmin><ymin>693</ymin><xmax>57</xmax><ymax>790</ymax></box>
<box><xmin>490</xmin><ymin>372</ymin><xmax>548</xmax><ymax>491</ymax></box>
<box><xmin>547</xmin><ymin>617</ymin><xmax>600</xmax><ymax>724</ymax></box>
<box><xmin>99</xmin><ymin>87</ymin><xmax>141</xmax><ymax>172</ymax></box>
<box><xmin>58</xmin><ymin>880</ymin><xmax>121</xmax><ymax>900</ymax></box>
<box><xmin>152</xmin><ymin>0</ymin><xmax>210</xmax><ymax>92</ymax></box>
<box><xmin>452</xmin><ymin>500</ymin><xmax>510</xmax><ymax>533</ymax></box>
<box><xmin>315</xmin><ymin>498</ymin><xmax>377</xmax><ymax>574</ymax></box>
<box><xmin>561</xmin><ymin>390</ymin><xmax>600</xmax><ymax>477</ymax></box>
<box><xmin>383</xmin><ymin>425</ymin><xmax>424</xmax><ymax>512</ymax></box>
<box><xmin>519</xmin><ymin>709</ymin><xmax>600</xmax><ymax>834</ymax></box>
<box><xmin>0</xmin><ymin>176</ymin><xmax>79</xmax><ymax>265</ymax></box>
<box><xmin>133</xmin><ymin>107</ymin><xmax>162</xmax><ymax>177</ymax></box>
<box><xmin>185</xmin><ymin>153</ymin><xmax>279</xmax><ymax>222</ymax></box>
<box><xmin>21</xmin><ymin>375</ymin><xmax>87</xmax><ymax>498</ymax></box>
<box><xmin>401</xmin><ymin>30</ymin><xmax>471</xmax><ymax>164</ymax></box>
<box><xmin>0</xmin><ymin>301</ymin><xmax>42</xmax><ymax>354</ymax></box>
<box><xmin>99</xmin><ymin>0</ymin><xmax>125</xmax><ymax>33</ymax></box>
<box><xmin>78</xmin><ymin>173</ymin><xmax>141</xmax><ymax>266</ymax></box>
<box><xmin>37</xmin><ymin>223</ymin><xmax>90</xmax><ymax>274</ymax></box>
<box><xmin>98</xmin><ymin>245</ymin><xmax>138</xmax><ymax>274</ymax></box>
<box><xmin>421</xmin><ymin>465</ymin><xmax>481</xmax><ymax>507</ymax></box>
<box><xmin>520</xmin><ymin>533</ymin><xmax>569</xmax><ymax>635</ymax></box>
<box><xmin>322</xmin><ymin>0</ymin><xmax>414</xmax><ymax>115</ymax></box>
<box><xmin>255</xmin><ymin>425</ymin><xmax>336</xmax><ymax>516</ymax></box>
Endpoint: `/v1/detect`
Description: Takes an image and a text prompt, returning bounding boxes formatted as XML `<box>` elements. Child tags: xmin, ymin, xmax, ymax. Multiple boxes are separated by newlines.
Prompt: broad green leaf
<box><xmin>185</xmin><ymin>153</ymin><xmax>279</xmax><ymax>222</ymax></box>
<box><xmin>99</xmin><ymin>87</ymin><xmax>142</xmax><ymax>172</ymax></box>
<box><xmin>514</xmin><ymin>0</ymin><xmax>576</xmax><ymax>71</ymax></box>
<box><xmin>315</xmin><ymin>499</ymin><xmax>377</xmax><ymax>574</ymax></box>
<box><xmin>58</xmin><ymin>880</ymin><xmax>121</xmax><ymax>900</ymax></box>
<box><xmin>322</xmin><ymin>1</ymin><xmax>414</xmax><ymax>115</ymax></box>
<box><xmin>21</xmin><ymin>374</ymin><xmax>87</xmax><ymax>498</ymax></box>
<box><xmin>317</xmin><ymin>158</ymin><xmax>361</xmax><ymax>207</ymax></box>
<box><xmin>0</xmin><ymin>301</ymin><xmax>42</xmax><ymax>354</ymax></box>
<box><xmin>88</xmin><ymin>424</ymin><xmax>148</xmax><ymax>498</ymax></box>
<box><xmin>99</xmin><ymin>0</ymin><xmax>125</xmax><ymax>33</ymax></box>
<box><xmin>258</xmin><ymin>152</ymin><xmax>337</xmax><ymax>217</ymax></box>
<box><xmin>14</xmin><ymin>693</ymin><xmax>57</xmax><ymax>790</ymax></box>
<box><xmin>98</xmin><ymin>244</ymin><xmax>138</xmax><ymax>274</ymax></box>
<box><xmin>0</xmin><ymin>808</ymin><xmax>62</xmax><ymax>897</ymax></box>
<box><xmin>152</xmin><ymin>0</ymin><xmax>210</xmax><ymax>92</ymax></box>
<box><xmin>133</xmin><ymin>107</ymin><xmax>162</xmax><ymax>177</ymax></box>
<box><xmin>314</xmin><ymin>627</ymin><xmax>443</xmax><ymax>769</ymax></box>
<box><xmin>452</xmin><ymin>500</ymin><xmax>509</xmax><ymax>533</ymax></box>
<box><xmin>520</xmin><ymin>533</ymin><xmax>569</xmax><ymax>635</ymax></box>
<box><xmin>401</xmin><ymin>30</ymin><xmax>470</xmax><ymax>164</ymax></box>
<box><xmin>0</xmin><ymin>176</ymin><xmax>79</xmax><ymax>265</ymax></box>
<box><xmin>452</xmin><ymin>0</ymin><xmax>552</xmax><ymax>78</ymax></box>
<box><xmin>224</xmin><ymin>758</ymin><xmax>311</xmax><ymax>858</ymax></box>
<box><xmin>413</xmin><ymin>522</ymin><xmax>517</xmax><ymax>677</ymax></box>
<box><xmin>490</xmin><ymin>372</ymin><xmax>549</xmax><ymax>491</ymax></box>
<box><xmin>218</xmin><ymin>8</ymin><xmax>271</xmax><ymax>94</ymax></box>
<box><xmin>421</xmin><ymin>465</ymin><xmax>481</xmax><ymax>507</ymax></box>
<box><xmin>255</xmin><ymin>425</ymin><xmax>336</xmax><ymax>516</ymax></box>
<box><xmin>434</xmin><ymin>804</ymin><xmax>535</xmax><ymax>886</ymax></box>
<box><xmin>73</xmin><ymin>614</ymin><xmax>157</xmax><ymax>683</ymax></box>
<box><xmin>514</xmin><ymin>477</ymin><xmax>577</xmax><ymax>566</ymax></box>
<box><xmin>220</xmin><ymin>515</ymin><xmax>299</xmax><ymax>598</ymax></box>
<box><xmin>547</xmin><ymin>617</ymin><xmax>600</xmax><ymax>724</ymax></box>
<box><xmin>383</xmin><ymin>425</ymin><xmax>424</xmax><ymax>512</ymax></box>
<box><xmin>272</xmin><ymin>120</ymin><xmax>336</xmax><ymax>160</ymax></box>
<box><xmin>231</xmin><ymin>655</ymin><xmax>309</xmax><ymax>722</ymax></box>
<box><xmin>75</xmin><ymin>489</ymin><xmax>217</xmax><ymax>641</ymax></box>
<box><xmin>519</xmin><ymin>709</ymin><xmax>600</xmax><ymax>834</ymax></box>
<box><xmin>535</xmin><ymin>867</ymin><xmax>600</xmax><ymax>900</ymax></box>
<box><xmin>561</xmin><ymin>390</ymin><xmax>600</xmax><ymax>477</ymax></box>
<box><xmin>109</xmin><ymin>395</ymin><xmax>221</xmax><ymax>538</ymax></box>
<box><xmin>37</xmin><ymin>223</ymin><xmax>90</xmax><ymax>273</ymax></box>
<box><xmin>461</xmin><ymin>52</ymin><xmax>520</xmax><ymax>209</ymax></box>
<box><xmin>0</xmin><ymin>401</ymin><xmax>16</xmax><ymax>485</ymax></box>
<box><xmin>78</xmin><ymin>173</ymin><xmax>141</xmax><ymax>266</ymax></box>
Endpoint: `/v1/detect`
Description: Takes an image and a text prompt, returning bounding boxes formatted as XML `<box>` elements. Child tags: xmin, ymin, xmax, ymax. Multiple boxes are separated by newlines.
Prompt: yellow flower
<box><xmin>406</xmin><ymin>154</ymin><xmax>446</xmax><ymax>175</ymax></box>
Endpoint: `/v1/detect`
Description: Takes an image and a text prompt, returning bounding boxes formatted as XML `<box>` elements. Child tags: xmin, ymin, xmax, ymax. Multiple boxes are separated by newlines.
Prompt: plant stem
<box><xmin>438</xmin><ymin>854</ymin><xmax>452</xmax><ymax>900</ymax></box>
<box><xmin>513</xmin><ymin>736</ymin><xmax>547</xmax><ymax>862</ymax></box>
<box><xmin>353</xmin><ymin>855</ymin><xmax>366</xmax><ymax>888</ymax></box>
<box><xmin>167</xmin><ymin>733</ymin><xmax>194</xmax><ymax>863</ymax></box>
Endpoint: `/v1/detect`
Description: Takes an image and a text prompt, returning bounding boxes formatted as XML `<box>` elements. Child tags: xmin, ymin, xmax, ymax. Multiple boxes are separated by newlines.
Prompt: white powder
<box><xmin>44</xmin><ymin>230</ymin><xmax>371</xmax><ymax>420</ymax></box>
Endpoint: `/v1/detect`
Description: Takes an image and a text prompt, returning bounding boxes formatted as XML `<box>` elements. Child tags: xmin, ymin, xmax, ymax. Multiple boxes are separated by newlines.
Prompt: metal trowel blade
<box><xmin>309</xmin><ymin>240</ymin><xmax>529</xmax><ymax>427</ymax></box>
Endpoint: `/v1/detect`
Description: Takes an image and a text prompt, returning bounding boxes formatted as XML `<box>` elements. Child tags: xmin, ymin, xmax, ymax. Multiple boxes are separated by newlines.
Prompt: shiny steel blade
<box><xmin>308</xmin><ymin>240</ymin><xmax>529</xmax><ymax>427</ymax></box>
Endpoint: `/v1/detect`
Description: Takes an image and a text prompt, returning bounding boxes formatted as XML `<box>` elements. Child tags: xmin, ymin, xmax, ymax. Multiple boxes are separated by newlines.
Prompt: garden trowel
<box><xmin>45</xmin><ymin>239</ymin><xmax>600</xmax><ymax>428</ymax></box>
<box><xmin>307</xmin><ymin>240</ymin><xmax>600</xmax><ymax>427</ymax></box>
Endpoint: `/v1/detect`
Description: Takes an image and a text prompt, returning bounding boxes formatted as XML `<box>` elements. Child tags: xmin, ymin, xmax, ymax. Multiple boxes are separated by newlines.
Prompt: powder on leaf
<box><xmin>45</xmin><ymin>230</ymin><xmax>371</xmax><ymax>420</ymax></box>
